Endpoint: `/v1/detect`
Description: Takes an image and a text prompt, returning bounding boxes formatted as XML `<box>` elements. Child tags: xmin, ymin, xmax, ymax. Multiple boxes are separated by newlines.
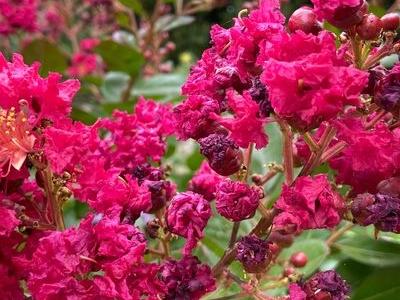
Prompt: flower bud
<box><xmin>288</xmin><ymin>6</ymin><xmax>322</xmax><ymax>35</ymax></box>
<box><xmin>199</xmin><ymin>134</ymin><xmax>243</xmax><ymax>176</ymax></box>
<box><xmin>351</xmin><ymin>193</ymin><xmax>400</xmax><ymax>233</ymax></box>
<box><xmin>326</xmin><ymin>0</ymin><xmax>368</xmax><ymax>29</ymax></box>
<box><xmin>381</xmin><ymin>13</ymin><xmax>400</xmax><ymax>31</ymax></box>
<box><xmin>356</xmin><ymin>14</ymin><xmax>383</xmax><ymax>40</ymax></box>
<box><xmin>236</xmin><ymin>235</ymin><xmax>272</xmax><ymax>273</ymax></box>
<box><xmin>290</xmin><ymin>252</ymin><xmax>308</xmax><ymax>268</ymax></box>
<box><xmin>374</xmin><ymin>64</ymin><xmax>400</xmax><ymax>113</ymax></box>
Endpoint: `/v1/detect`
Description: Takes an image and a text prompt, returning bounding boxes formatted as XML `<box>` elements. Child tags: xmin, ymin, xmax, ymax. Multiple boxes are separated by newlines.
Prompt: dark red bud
<box><xmin>328</xmin><ymin>0</ymin><xmax>368</xmax><ymax>29</ymax></box>
<box><xmin>290</xmin><ymin>252</ymin><xmax>308</xmax><ymax>268</ymax></box>
<box><xmin>288</xmin><ymin>6</ymin><xmax>322</xmax><ymax>35</ymax></box>
<box><xmin>381</xmin><ymin>13</ymin><xmax>400</xmax><ymax>31</ymax></box>
<box><xmin>284</xmin><ymin>266</ymin><xmax>295</xmax><ymax>277</ymax></box>
<box><xmin>356</xmin><ymin>14</ymin><xmax>383</xmax><ymax>40</ymax></box>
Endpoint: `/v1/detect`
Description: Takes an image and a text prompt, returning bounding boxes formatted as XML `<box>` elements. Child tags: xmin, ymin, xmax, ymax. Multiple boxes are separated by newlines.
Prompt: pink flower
<box><xmin>274</xmin><ymin>175</ymin><xmax>344</xmax><ymax>233</ymax></box>
<box><xmin>79</xmin><ymin>38</ymin><xmax>100</xmax><ymax>52</ymax></box>
<box><xmin>26</xmin><ymin>214</ymin><xmax>154</xmax><ymax>300</ymax></box>
<box><xmin>166</xmin><ymin>192</ymin><xmax>211</xmax><ymax>255</ymax></box>
<box><xmin>260</xmin><ymin>31</ymin><xmax>368</xmax><ymax>131</ymax></box>
<box><xmin>329</xmin><ymin>118</ymin><xmax>400</xmax><ymax>193</ymax></box>
<box><xmin>173</xmin><ymin>94</ymin><xmax>221</xmax><ymax>140</ymax></box>
<box><xmin>99</xmin><ymin>98</ymin><xmax>174</xmax><ymax>169</ymax></box>
<box><xmin>0</xmin><ymin>0</ymin><xmax>37</xmax><ymax>35</ymax></box>
<box><xmin>212</xmin><ymin>90</ymin><xmax>268</xmax><ymax>149</ymax></box>
<box><xmin>0</xmin><ymin>263</ymin><xmax>24</xmax><ymax>300</ymax></box>
<box><xmin>68</xmin><ymin>53</ymin><xmax>99</xmax><ymax>77</ymax></box>
<box><xmin>0</xmin><ymin>108</ymin><xmax>35</xmax><ymax>177</ymax></box>
<box><xmin>0</xmin><ymin>53</ymin><xmax>80</xmax><ymax>124</ymax></box>
<box><xmin>216</xmin><ymin>179</ymin><xmax>261</xmax><ymax>221</ymax></box>
<box><xmin>188</xmin><ymin>161</ymin><xmax>224</xmax><ymax>201</ymax></box>
<box><xmin>0</xmin><ymin>204</ymin><xmax>19</xmax><ymax>238</ymax></box>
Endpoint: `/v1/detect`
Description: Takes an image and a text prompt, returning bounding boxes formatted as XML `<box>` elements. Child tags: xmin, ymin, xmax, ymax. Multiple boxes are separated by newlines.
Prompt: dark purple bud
<box><xmin>132</xmin><ymin>163</ymin><xmax>164</xmax><ymax>184</ymax></box>
<box><xmin>356</xmin><ymin>14</ymin><xmax>383</xmax><ymax>40</ymax></box>
<box><xmin>288</xmin><ymin>6</ymin><xmax>323</xmax><ymax>35</ymax></box>
<box><xmin>160</xmin><ymin>256</ymin><xmax>216</xmax><ymax>300</ymax></box>
<box><xmin>145</xmin><ymin>219</ymin><xmax>160</xmax><ymax>239</ymax></box>
<box><xmin>236</xmin><ymin>235</ymin><xmax>273</xmax><ymax>273</ymax></box>
<box><xmin>352</xmin><ymin>193</ymin><xmax>400</xmax><ymax>233</ymax></box>
<box><xmin>363</xmin><ymin>66</ymin><xmax>388</xmax><ymax>95</ymax></box>
<box><xmin>381</xmin><ymin>13</ymin><xmax>400</xmax><ymax>31</ymax></box>
<box><xmin>199</xmin><ymin>134</ymin><xmax>243</xmax><ymax>176</ymax></box>
<box><xmin>249</xmin><ymin>77</ymin><xmax>273</xmax><ymax>118</ymax></box>
<box><xmin>374</xmin><ymin>65</ymin><xmax>400</xmax><ymax>113</ymax></box>
<box><xmin>303</xmin><ymin>270</ymin><xmax>350</xmax><ymax>300</ymax></box>
<box><xmin>143</xmin><ymin>180</ymin><xmax>175</xmax><ymax>212</ymax></box>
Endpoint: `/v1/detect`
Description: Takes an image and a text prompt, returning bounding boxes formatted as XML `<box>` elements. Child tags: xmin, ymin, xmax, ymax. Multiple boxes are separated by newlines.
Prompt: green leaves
<box><xmin>22</xmin><ymin>39</ymin><xmax>68</xmax><ymax>76</ymax></box>
<box><xmin>335</xmin><ymin>235</ymin><xmax>400</xmax><ymax>267</ymax></box>
<box><xmin>118</xmin><ymin>0</ymin><xmax>145</xmax><ymax>15</ymax></box>
<box><xmin>95</xmin><ymin>40</ymin><xmax>144</xmax><ymax>77</ymax></box>
<box><xmin>351</xmin><ymin>267</ymin><xmax>400</xmax><ymax>300</ymax></box>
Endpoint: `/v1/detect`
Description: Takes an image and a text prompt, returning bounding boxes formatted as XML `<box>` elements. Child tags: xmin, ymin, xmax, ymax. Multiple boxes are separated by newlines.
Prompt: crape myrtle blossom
<box><xmin>274</xmin><ymin>175</ymin><xmax>344</xmax><ymax>233</ymax></box>
<box><xmin>0</xmin><ymin>0</ymin><xmax>38</xmax><ymax>35</ymax></box>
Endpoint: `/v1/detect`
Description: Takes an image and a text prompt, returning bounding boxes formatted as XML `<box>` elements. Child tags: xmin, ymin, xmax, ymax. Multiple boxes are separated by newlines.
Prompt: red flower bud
<box><xmin>290</xmin><ymin>252</ymin><xmax>308</xmax><ymax>268</ymax></box>
<box><xmin>381</xmin><ymin>13</ymin><xmax>400</xmax><ymax>31</ymax></box>
<box><xmin>288</xmin><ymin>6</ymin><xmax>322</xmax><ymax>35</ymax></box>
<box><xmin>356</xmin><ymin>14</ymin><xmax>383</xmax><ymax>40</ymax></box>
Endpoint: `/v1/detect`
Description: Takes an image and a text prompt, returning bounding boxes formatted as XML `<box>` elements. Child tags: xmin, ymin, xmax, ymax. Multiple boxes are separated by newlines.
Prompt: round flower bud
<box><xmin>381</xmin><ymin>13</ymin><xmax>400</xmax><ymax>31</ymax></box>
<box><xmin>160</xmin><ymin>256</ymin><xmax>216</xmax><ymax>300</ymax></box>
<box><xmin>166</xmin><ymin>192</ymin><xmax>211</xmax><ymax>254</ymax></box>
<box><xmin>356</xmin><ymin>14</ymin><xmax>383</xmax><ymax>40</ymax></box>
<box><xmin>374</xmin><ymin>64</ymin><xmax>400</xmax><ymax>114</ymax></box>
<box><xmin>290</xmin><ymin>252</ymin><xmax>308</xmax><ymax>268</ymax></box>
<box><xmin>303</xmin><ymin>270</ymin><xmax>350</xmax><ymax>300</ymax></box>
<box><xmin>199</xmin><ymin>134</ymin><xmax>243</xmax><ymax>176</ymax></box>
<box><xmin>236</xmin><ymin>235</ymin><xmax>272</xmax><ymax>273</ymax></box>
<box><xmin>288</xmin><ymin>6</ymin><xmax>322</xmax><ymax>35</ymax></box>
<box><xmin>351</xmin><ymin>193</ymin><xmax>400</xmax><ymax>233</ymax></box>
<box><xmin>216</xmin><ymin>179</ymin><xmax>260</xmax><ymax>221</ymax></box>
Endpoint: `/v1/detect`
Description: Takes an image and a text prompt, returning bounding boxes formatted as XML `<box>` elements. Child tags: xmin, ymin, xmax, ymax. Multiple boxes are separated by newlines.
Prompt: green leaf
<box><xmin>336</xmin><ymin>236</ymin><xmax>400</xmax><ymax>267</ymax></box>
<box><xmin>95</xmin><ymin>40</ymin><xmax>144</xmax><ymax>77</ymax></box>
<box><xmin>22</xmin><ymin>39</ymin><xmax>68</xmax><ymax>76</ymax></box>
<box><xmin>280</xmin><ymin>239</ymin><xmax>330</xmax><ymax>277</ymax></box>
<box><xmin>336</xmin><ymin>259</ymin><xmax>374</xmax><ymax>290</ymax></box>
<box><xmin>100</xmin><ymin>71</ymin><xmax>130</xmax><ymax>103</ymax></box>
<box><xmin>118</xmin><ymin>0</ymin><xmax>144</xmax><ymax>15</ymax></box>
<box><xmin>156</xmin><ymin>15</ymin><xmax>195</xmax><ymax>32</ymax></box>
<box><xmin>352</xmin><ymin>267</ymin><xmax>400</xmax><ymax>300</ymax></box>
<box><xmin>132</xmin><ymin>72</ymin><xmax>186</xmax><ymax>101</ymax></box>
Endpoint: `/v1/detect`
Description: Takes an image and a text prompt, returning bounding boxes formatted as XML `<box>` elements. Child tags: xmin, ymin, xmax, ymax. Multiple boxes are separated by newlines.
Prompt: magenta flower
<box><xmin>211</xmin><ymin>90</ymin><xmax>268</xmax><ymax>149</ymax></box>
<box><xmin>0</xmin><ymin>0</ymin><xmax>37</xmax><ymax>35</ymax></box>
<box><xmin>166</xmin><ymin>192</ymin><xmax>211</xmax><ymax>255</ymax></box>
<box><xmin>274</xmin><ymin>175</ymin><xmax>344</xmax><ymax>233</ymax></box>
<box><xmin>260</xmin><ymin>31</ymin><xmax>368</xmax><ymax>131</ymax></box>
<box><xmin>188</xmin><ymin>161</ymin><xmax>224</xmax><ymax>201</ymax></box>
<box><xmin>216</xmin><ymin>179</ymin><xmax>261</xmax><ymax>221</ymax></box>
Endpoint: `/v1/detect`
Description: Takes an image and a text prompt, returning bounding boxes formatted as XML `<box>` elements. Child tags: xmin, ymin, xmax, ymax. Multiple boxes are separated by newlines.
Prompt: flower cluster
<box><xmin>1</xmin><ymin>0</ymin><xmax>400</xmax><ymax>299</ymax></box>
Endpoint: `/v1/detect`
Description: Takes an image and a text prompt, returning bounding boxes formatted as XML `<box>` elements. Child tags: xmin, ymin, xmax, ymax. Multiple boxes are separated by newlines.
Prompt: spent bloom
<box><xmin>160</xmin><ymin>256</ymin><xmax>216</xmax><ymax>300</ymax></box>
<box><xmin>374</xmin><ymin>63</ymin><xmax>400</xmax><ymax>114</ymax></box>
<box><xmin>216</xmin><ymin>179</ymin><xmax>261</xmax><ymax>222</ymax></box>
<box><xmin>351</xmin><ymin>193</ymin><xmax>400</xmax><ymax>233</ymax></box>
<box><xmin>274</xmin><ymin>175</ymin><xmax>344</xmax><ymax>233</ymax></box>
<box><xmin>166</xmin><ymin>192</ymin><xmax>211</xmax><ymax>255</ymax></box>
<box><xmin>290</xmin><ymin>270</ymin><xmax>351</xmax><ymax>300</ymax></box>
<box><xmin>236</xmin><ymin>235</ymin><xmax>273</xmax><ymax>273</ymax></box>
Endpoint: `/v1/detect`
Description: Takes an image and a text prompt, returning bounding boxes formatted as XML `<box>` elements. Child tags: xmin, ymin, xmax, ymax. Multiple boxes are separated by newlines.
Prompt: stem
<box><xmin>243</xmin><ymin>143</ymin><xmax>254</xmax><ymax>181</ymax></box>
<box><xmin>303</xmin><ymin>132</ymin><xmax>319</xmax><ymax>152</ymax></box>
<box><xmin>365</xmin><ymin>110</ymin><xmax>387</xmax><ymax>129</ymax></box>
<box><xmin>320</xmin><ymin>141</ymin><xmax>347</xmax><ymax>163</ymax></box>
<box><xmin>210</xmin><ymin>294</ymin><xmax>246</xmax><ymax>300</ymax></box>
<box><xmin>121</xmin><ymin>76</ymin><xmax>135</xmax><ymax>102</ymax></box>
<box><xmin>276</xmin><ymin>118</ymin><xmax>294</xmax><ymax>185</ymax></box>
<box><xmin>326</xmin><ymin>223</ymin><xmax>355</xmax><ymax>247</ymax></box>
<box><xmin>41</xmin><ymin>167</ymin><xmax>65</xmax><ymax>230</ymax></box>
<box><xmin>229</xmin><ymin>222</ymin><xmax>241</xmax><ymax>248</ymax></box>
<box><xmin>350</xmin><ymin>33</ymin><xmax>363</xmax><ymax>68</ymax></box>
